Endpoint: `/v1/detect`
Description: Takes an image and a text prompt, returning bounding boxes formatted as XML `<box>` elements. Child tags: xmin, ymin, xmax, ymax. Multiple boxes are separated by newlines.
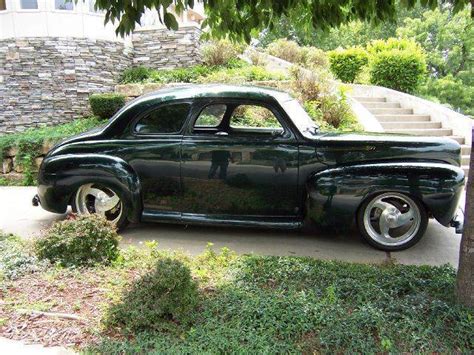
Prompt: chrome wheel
<box><xmin>74</xmin><ymin>184</ymin><xmax>123</xmax><ymax>224</ymax></box>
<box><xmin>363</xmin><ymin>193</ymin><xmax>421</xmax><ymax>247</ymax></box>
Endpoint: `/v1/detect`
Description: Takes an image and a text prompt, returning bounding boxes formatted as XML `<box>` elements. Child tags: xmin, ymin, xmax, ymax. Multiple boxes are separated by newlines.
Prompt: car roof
<box><xmin>136</xmin><ymin>84</ymin><xmax>294</xmax><ymax>103</ymax></box>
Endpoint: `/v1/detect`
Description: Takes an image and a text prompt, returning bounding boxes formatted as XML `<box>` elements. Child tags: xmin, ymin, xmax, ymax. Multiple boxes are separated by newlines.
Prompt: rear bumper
<box><xmin>450</xmin><ymin>207</ymin><xmax>464</xmax><ymax>234</ymax></box>
<box><xmin>32</xmin><ymin>194</ymin><xmax>40</xmax><ymax>207</ymax></box>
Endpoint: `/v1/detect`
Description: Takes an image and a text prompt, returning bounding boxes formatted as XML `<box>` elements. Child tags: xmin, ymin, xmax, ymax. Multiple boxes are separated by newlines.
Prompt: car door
<box><xmin>180</xmin><ymin>99</ymin><xmax>300</xmax><ymax>217</ymax></box>
<box><xmin>125</xmin><ymin>101</ymin><xmax>191</xmax><ymax>217</ymax></box>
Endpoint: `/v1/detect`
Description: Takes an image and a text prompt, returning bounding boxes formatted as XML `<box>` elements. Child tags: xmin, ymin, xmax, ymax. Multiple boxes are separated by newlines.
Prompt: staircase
<box><xmin>353</xmin><ymin>96</ymin><xmax>471</xmax><ymax>175</ymax></box>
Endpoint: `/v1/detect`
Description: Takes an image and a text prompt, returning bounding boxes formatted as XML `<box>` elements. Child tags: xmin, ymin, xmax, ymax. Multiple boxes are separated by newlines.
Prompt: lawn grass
<box><xmin>1</xmin><ymin>237</ymin><xmax>472</xmax><ymax>353</ymax></box>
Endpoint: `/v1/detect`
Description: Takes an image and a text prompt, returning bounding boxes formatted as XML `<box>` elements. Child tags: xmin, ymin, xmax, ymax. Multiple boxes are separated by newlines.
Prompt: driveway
<box><xmin>0</xmin><ymin>186</ymin><xmax>463</xmax><ymax>267</ymax></box>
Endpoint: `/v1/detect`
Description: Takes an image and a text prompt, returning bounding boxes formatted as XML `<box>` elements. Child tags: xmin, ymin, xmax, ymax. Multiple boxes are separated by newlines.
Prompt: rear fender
<box><xmin>306</xmin><ymin>162</ymin><xmax>464</xmax><ymax>228</ymax></box>
<box><xmin>38</xmin><ymin>154</ymin><xmax>142</xmax><ymax>222</ymax></box>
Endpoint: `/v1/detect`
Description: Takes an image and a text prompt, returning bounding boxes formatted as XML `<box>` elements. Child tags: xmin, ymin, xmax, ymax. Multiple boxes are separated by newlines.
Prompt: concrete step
<box><xmin>461</xmin><ymin>145</ymin><xmax>471</xmax><ymax>155</ymax></box>
<box><xmin>362</xmin><ymin>102</ymin><xmax>401</xmax><ymax>109</ymax></box>
<box><xmin>369</xmin><ymin>108</ymin><xmax>413</xmax><ymax>115</ymax></box>
<box><xmin>376</xmin><ymin>114</ymin><xmax>431</xmax><ymax>122</ymax></box>
<box><xmin>385</xmin><ymin>128</ymin><xmax>453</xmax><ymax>136</ymax></box>
<box><xmin>449</xmin><ymin>136</ymin><xmax>466</xmax><ymax>144</ymax></box>
<box><xmin>461</xmin><ymin>155</ymin><xmax>471</xmax><ymax>165</ymax></box>
<box><xmin>381</xmin><ymin>121</ymin><xmax>441</xmax><ymax>130</ymax></box>
<box><xmin>353</xmin><ymin>96</ymin><xmax>386</xmax><ymax>102</ymax></box>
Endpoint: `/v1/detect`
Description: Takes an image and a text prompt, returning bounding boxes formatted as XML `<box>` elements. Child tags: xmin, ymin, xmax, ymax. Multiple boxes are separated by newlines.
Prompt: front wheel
<box><xmin>72</xmin><ymin>183</ymin><xmax>129</xmax><ymax>230</ymax></box>
<box><xmin>357</xmin><ymin>192</ymin><xmax>428</xmax><ymax>251</ymax></box>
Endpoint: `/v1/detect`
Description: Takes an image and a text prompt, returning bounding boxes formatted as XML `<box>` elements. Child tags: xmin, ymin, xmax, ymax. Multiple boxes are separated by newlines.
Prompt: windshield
<box><xmin>281</xmin><ymin>99</ymin><xmax>319</xmax><ymax>137</ymax></box>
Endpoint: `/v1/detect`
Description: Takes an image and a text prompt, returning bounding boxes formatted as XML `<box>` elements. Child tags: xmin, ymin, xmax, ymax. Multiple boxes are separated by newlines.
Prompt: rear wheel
<box><xmin>72</xmin><ymin>183</ymin><xmax>129</xmax><ymax>230</ymax></box>
<box><xmin>357</xmin><ymin>192</ymin><xmax>428</xmax><ymax>251</ymax></box>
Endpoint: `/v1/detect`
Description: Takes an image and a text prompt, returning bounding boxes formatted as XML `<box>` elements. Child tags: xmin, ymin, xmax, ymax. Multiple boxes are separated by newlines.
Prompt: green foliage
<box><xmin>34</xmin><ymin>214</ymin><xmax>120</xmax><ymax>267</ymax></box>
<box><xmin>91</xmin><ymin>255</ymin><xmax>473</xmax><ymax>353</ymax></box>
<box><xmin>267</xmin><ymin>38</ymin><xmax>305</xmax><ymax>63</ymax></box>
<box><xmin>418</xmin><ymin>75</ymin><xmax>474</xmax><ymax>116</ymax></box>
<box><xmin>89</xmin><ymin>93</ymin><xmax>126</xmax><ymax>120</ymax></box>
<box><xmin>0</xmin><ymin>233</ymin><xmax>47</xmax><ymax>280</ymax></box>
<box><xmin>266</xmin><ymin>39</ymin><xmax>329</xmax><ymax>69</ymax></box>
<box><xmin>368</xmin><ymin>38</ymin><xmax>427</xmax><ymax>93</ymax></box>
<box><xmin>120</xmin><ymin>66</ymin><xmax>152</xmax><ymax>84</ymax></box>
<box><xmin>290</xmin><ymin>68</ymin><xmax>360</xmax><ymax>131</ymax></box>
<box><xmin>105</xmin><ymin>257</ymin><xmax>199</xmax><ymax>332</ymax></box>
<box><xmin>329</xmin><ymin>47</ymin><xmax>369</xmax><ymax>83</ymax></box>
<box><xmin>397</xmin><ymin>7</ymin><xmax>473</xmax><ymax>78</ymax></box>
<box><xmin>201</xmin><ymin>39</ymin><xmax>244</xmax><ymax>66</ymax></box>
<box><xmin>0</xmin><ymin>117</ymin><xmax>102</xmax><ymax>186</ymax></box>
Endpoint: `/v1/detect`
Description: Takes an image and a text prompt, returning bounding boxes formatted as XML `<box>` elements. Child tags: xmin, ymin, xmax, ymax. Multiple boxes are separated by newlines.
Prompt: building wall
<box><xmin>0</xmin><ymin>37</ymin><xmax>132</xmax><ymax>134</ymax></box>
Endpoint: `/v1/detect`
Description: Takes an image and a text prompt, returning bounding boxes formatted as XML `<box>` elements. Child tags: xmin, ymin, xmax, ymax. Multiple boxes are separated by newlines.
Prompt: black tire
<box><xmin>356</xmin><ymin>192</ymin><xmax>428</xmax><ymax>251</ymax></box>
<box><xmin>71</xmin><ymin>183</ymin><xmax>129</xmax><ymax>231</ymax></box>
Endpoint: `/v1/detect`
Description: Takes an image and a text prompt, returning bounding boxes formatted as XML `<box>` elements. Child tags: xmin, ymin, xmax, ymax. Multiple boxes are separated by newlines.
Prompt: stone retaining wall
<box><xmin>0</xmin><ymin>37</ymin><xmax>133</xmax><ymax>134</ymax></box>
<box><xmin>0</xmin><ymin>26</ymin><xmax>202</xmax><ymax>135</ymax></box>
<box><xmin>132</xmin><ymin>26</ymin><xmax>202</xmax><ymax>69</ymax></box>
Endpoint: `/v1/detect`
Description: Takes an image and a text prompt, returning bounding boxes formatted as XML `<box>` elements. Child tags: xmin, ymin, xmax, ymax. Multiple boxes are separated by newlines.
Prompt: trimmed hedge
<box><xmin>329</xmin><ymin>47</ymin><xmax>369</xmax><ymax>83</ymax></box>
<box><xmin>89</xmin><ymin>93</ymin><xmax>126</xmax><ymax>119</ymax></box>
<box><xmin>369</xmin><ymin>49</ymin><xmax>427</xmax><ymax>93</ymax></box>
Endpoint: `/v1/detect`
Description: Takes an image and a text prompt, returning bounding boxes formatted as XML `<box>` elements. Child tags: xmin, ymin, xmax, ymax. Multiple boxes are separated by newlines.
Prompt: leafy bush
<box><xmin>0</xmin><ymin>233</ymin><xmax>47</xmax><ymax>280</ymax></box>
<box><xmin>418</xmin><ymin>75</ymin><xmax>474</xmax><ymax>116</ymax></box>
<box><xmin>120</xmin><ymin>66</ymin><xmax>151</xmax><ymax>84</ymax></box>
<box><xmin>247</xmin><ymin>48</ymin><xmax>268</xmax><ymax>66</ymax></box>
<box><xmin>198</xmin><ymin>65</ymin><xmax>287</xmax><ymax>84</ymax></box>
<box><xmin>201</xmin><ymin>39</ymin><xmax>243</xmax><ymax>66</ymax></box>
<box><xmin>0</xmin><ymin>117</ymin><xmax>101</xmax><ymax>185</ymax></box>
<box><xmin>289</xmin><ymin>66</ymin><xmax>334</xmax><ymax>102</ymax></box>
<box><xmin>369</xmin><ymin>48</ymin><xmax>427</xmax><ymax>93</ymax></box>
<box><xmin>89</xmin><ymin>93</ymin><xmax>126</xmax><ymax>119</ymax></box>
<box><xmin>302</xmin><ymin>47</ymin><xmax>329</xmax><ymax>69</ymax></box>
<box><xmin>266</xmin><ymin>39</ymin><xmax>305</xmax><ymax>63</ymax></box>
<box><xmin>35</xmin><ymin>214</ymin><xmax>120</xmax><ymax>267</ymax></box>
<box><xmin>367</xmin><ymin>37</ymin><xmax>422</xmax><ymax>55</ymax></box>
<box><xmin>106</xmin><ymin>257</ymin><xmax>199</xmax><ymax>332</ymax></box>
<box><xmin>329</xmin><ymin>47</ymin><xmax>369</xmax><ymax>83</ymax></box>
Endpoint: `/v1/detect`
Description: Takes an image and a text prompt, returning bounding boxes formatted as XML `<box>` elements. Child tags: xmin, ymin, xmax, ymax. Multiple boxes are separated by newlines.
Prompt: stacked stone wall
<box><xmin>0</xmin><ymin>37</ymin><xmax>132</xmax><ymax>134</ymax></box>
<box><xmin>132</xmin><ymin>26</ymin><xmax>202</xmax><ymax>69</ymax></box>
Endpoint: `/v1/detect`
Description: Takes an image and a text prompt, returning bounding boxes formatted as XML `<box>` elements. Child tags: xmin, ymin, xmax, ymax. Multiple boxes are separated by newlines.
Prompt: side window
<box><xmin>230</xmin><ymin>105</ymin><xmax>282</xmax><ymax>129</ymax></box>
<box><xmin>194</xmin><ymin>104</ymin><xmax>227</xmax><ymax>128</ymax></box>
<box><xmin>134</xmin><ymin>103</ymin><xmax>191</xmax><ymax>134</ymax></box>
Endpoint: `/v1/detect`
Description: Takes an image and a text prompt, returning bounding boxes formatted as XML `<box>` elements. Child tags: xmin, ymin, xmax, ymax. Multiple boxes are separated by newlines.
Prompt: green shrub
<box><xmin>329</xmin><ymin>47</ymin><xmax>369</xmax><ymax>83</ymax></box>
<box><xmin>35</xmin><ymin>214</ymin><xmax>120</xmax><ymax>267</ymax></box>
<box><xmin>289</xmin><ymin>66</ymin><xmax>334</xmax><ymax>102</ymax></box>
<box><xmin>198</xmin><ymin>65</ymin><xmax>286</xmax><ymax>84</ymax></box>
<box><xmin>302</xmin><ymin>47</ymin><xmax>329</xmax><ymax>69</ymax></box>
<box><xmin>106</xmin><ymin>257</ymin><xmax>199</xmax><ymax>332</ymax></box>
<box><xmin>201</xmin><ymin>39</ymin><xmax>243</xmax><ymax>66</ymax></box>
<box><xmin>417</xmin><ymin>75</ymin><xmax>474</xmax><ymax>116</ymax></box>
<box><xmin>89</xmin><ymin>93</ymin><xmax>126</xmax><ymax>119</ymax></box>
<box><xmin>369</xmin><ymin>49</ymin><xmax>427</xmax><ymax>93</ymax></box>
<box><xmin>266</xmin><ymin>39</ymin><xmax>305</xmax><ymax>63</ymax></box>
<box><xmin>120</xmin><ymin>66</ymin><xmax>152</xmax><ymax>84</ymax></box>
<box><xmin>367</xmin><ymin>37</ymin><xmax>421</xmax><ymax>55</ymax></box>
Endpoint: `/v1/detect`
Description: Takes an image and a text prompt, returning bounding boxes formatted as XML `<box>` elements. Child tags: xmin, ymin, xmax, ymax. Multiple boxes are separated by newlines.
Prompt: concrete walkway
<box><xmin>0</xmin><ymin>186</ymin><xmax>463</xmax><ymax>267</ymax></box>
<box><xmin>0</xmin><ymin>337</ymin><xmax>74</xmax><ymax>355</ymax></box>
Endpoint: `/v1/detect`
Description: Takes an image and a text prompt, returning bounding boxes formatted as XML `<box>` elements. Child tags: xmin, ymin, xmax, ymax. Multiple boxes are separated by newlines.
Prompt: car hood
<box><xmin>306</xmin><ymin>131</ymin><xmax>462</xmax><ymax>167</ymax></box>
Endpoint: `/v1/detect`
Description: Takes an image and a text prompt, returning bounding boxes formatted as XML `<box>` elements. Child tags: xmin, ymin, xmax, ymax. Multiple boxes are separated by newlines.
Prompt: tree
<box><xmin>457</xmin><ymin>144</ymin><xmax>474</xmax><ymax>307</ymax></box>
<box><xmin>397</xmin><ymin>7</ymin><xmax>474</xmax><ymax>78</ymax></box>
<box><xmin>91</xmin><ymin>0</ymin><xmax>471</xmax><ymax>41</ymax></box>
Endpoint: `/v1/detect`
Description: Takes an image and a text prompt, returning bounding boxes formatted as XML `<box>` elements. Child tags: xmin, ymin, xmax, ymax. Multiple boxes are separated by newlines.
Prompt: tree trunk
<box><xmin>456</xmin><ymin>132</ymin><xmax>474</xmax><ymax>307</ymax></box>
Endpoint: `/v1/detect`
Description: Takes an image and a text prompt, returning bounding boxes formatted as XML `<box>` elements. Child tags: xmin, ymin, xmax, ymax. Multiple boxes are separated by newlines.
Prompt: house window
<box><xmin>20</xmin><ymin>0</ymin><xmax>38</xmax><ymax>9</ymax></box>
<box><xmin>0</xmin><ymin>0</ymin><xmax>6</xmax><ymax>11</ymax></box>
<box><xmin>55</xmin><ymin>0</ymin><xmax>73</xmax><ymax>10</ymax></box>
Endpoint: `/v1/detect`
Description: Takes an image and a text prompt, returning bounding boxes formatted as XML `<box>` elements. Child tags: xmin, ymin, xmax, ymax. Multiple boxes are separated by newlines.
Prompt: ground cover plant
<box><xmin>0</xmin><ymin>117</ymin><xmax>102</xmax><ymax>186</ymax></box>
<box><xmin>0</xmin><ymin>223</ymin><xmax>472</xmax><ymax>353</ymax></box>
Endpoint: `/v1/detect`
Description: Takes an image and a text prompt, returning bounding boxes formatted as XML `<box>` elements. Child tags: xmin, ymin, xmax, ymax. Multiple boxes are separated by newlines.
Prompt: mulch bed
<box><xmin>0</xmin><ymin>269</ymin><xmax>131</xmax><ymax>348</ymax></box>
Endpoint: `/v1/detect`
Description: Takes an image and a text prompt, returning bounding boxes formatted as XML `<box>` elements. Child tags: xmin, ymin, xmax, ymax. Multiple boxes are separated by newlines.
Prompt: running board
<box><xmin>142</xmin><ymin>210</ymin><xmax>303</xmax><ymax>230</ymax></box>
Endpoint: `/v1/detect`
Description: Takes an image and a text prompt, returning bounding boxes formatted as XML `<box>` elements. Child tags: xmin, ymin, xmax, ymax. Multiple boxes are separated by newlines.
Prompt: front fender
<box><xmin>306</xmin><ymin>162</ymin><xmax>464</xmax><ymax>228</ymax></box>
<box><xmin>38</xmin><ymin>154</ymin><xmax>142</xmax><ymax>223</ymax></box>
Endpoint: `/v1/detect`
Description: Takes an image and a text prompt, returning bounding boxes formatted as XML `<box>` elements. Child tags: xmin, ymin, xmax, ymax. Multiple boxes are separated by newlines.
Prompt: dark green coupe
<box><xmin>34</xmin><ymin>85</ymin><xmax>465</xmax><ymax>250</ymax></box>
